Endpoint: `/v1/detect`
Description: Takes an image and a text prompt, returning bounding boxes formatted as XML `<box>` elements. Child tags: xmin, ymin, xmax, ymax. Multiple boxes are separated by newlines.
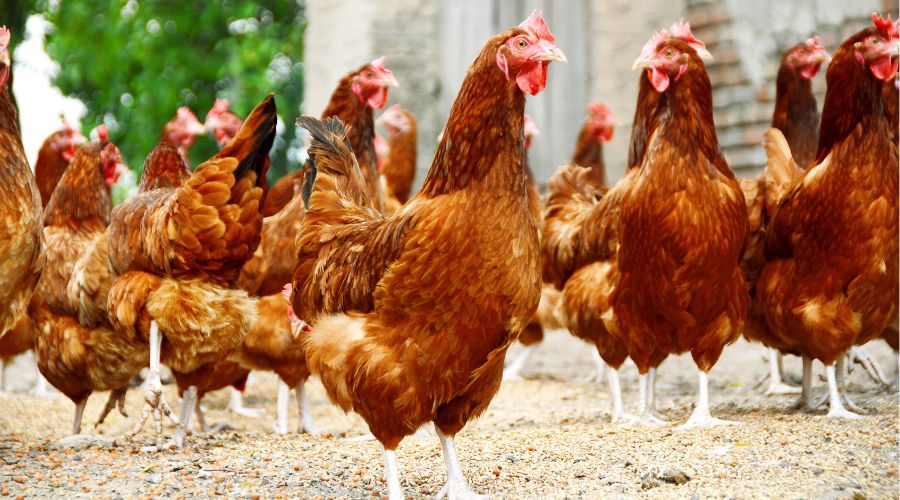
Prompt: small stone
<box><xmin>148</xmin><ymin>474</ymin><xmax>163</xmax><ymax>484</ymax></box>
<box><xmin>506</xmin><ymin>454</ymin><xmax>519</xmax><ymax>463</ymax></box>
<box><xmin>492</xmin><ymin>468</ymin><xmax>501</xmax><ymax>477</ymax></box>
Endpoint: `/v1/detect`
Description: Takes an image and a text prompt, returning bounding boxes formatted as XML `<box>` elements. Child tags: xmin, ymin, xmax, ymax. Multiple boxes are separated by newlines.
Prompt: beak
<box><xmin>813</xmin><ymin>50</ymin><xmax>832</xmax><ymax>64</ymax></box>
<box><xmin>188</xmin><ymin>121</ymin><xmax>207</xmax><ymax>136</ymax></box>
<box><xmin>632</xmin><ymin>55</ymin><xmax>654</xmax><ymax>71</ymax></box>
<box><xmin>72</xmin><ymin>132</ymin><xmax>88</xmax><ymax>146</ymax></box>
<box><xmin>539</xmin><ymin>45</ymin><xmax>567</xmax><ymax>63</ymax></box>
<box><xmin>695</xmin><ymin>47</ymin><xmax>714</xmax><ymax>61</ymax></box>
<box><xmin>382</xmin><ymin>74</ymin><xmax>399</xmax><ymax>88</ymax></box>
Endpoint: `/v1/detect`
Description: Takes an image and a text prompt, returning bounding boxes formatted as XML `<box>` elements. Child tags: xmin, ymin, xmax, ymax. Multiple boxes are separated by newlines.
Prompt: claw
<box><xmin>95</xmin><ymin>388</ymin><xmax>128</xmax><ymax>427</ymax></box>
<box><xmin>848</xmin><ymin>346</ymin><xmax>889</xmax><ymax>387</ymax></box>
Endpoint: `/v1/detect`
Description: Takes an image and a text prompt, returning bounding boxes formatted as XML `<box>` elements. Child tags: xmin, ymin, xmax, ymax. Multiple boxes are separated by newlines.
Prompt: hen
<box><xmin>571</xmin><ymin>101</ymin><xmax>616</xmax><ymax>189</ymax></box>
<box><xmin>756</xmin><ymin>13</ymin><xmax>898</xmax><ymax>418</ymax></box>
<box><xmin>107</xmin><ymin>95</ymin><xmax>276</xmax><ymax>448</ymax></box>
<box><xmin>204</xmin><ymin>98</ymin><xmax>244</xmax><ymax>148</ymax></box>
<box><xmin>160</xmin><ymin>106</ymin><xmax>207</xmax><ymax>166</ymax></box>
<box><xmin>377</xmin><ymin>104</ymin><xmax>417</xmax><ymax>215</ymax></box>
<box><xmin>291</xmin><ymin>11</ymin><xmax>564</xmax><ymax>498</ymax></box>
<box><xmin>613</xmin><ymin>28</ymin><xmax>748</xmax><ymax>430</ymax></box>
<box><xmin>742</xmin><ymin>36</ymin><xmax>829</xmax><ymax>396</ymax></box>
<box><xmin>0</xmin><ymin>26</ymin><xmax>44</xmax><ymax>378</ymax></box>
<box><xmin>30</xmin><ymin>138</ymin><xmax>143</xmax><ymax>435</ymax></box>
<box><xmin>262</xmin><ymin>58</ymin><xmax>397</xmax><ymax>217</ymax></box>
<box><xmin>542</xmin><ymin>22</ymin><xmax>714</xmax><ymax>426</ymax></box>
<box><xmin>502</xmin><ymin>115</ymin><xmax>566</xmax><ymax>381</ymax></box>
<box><xmin>34</xmin><ymin>118</ymin><xmax>86</xmax><ymax>207</ymax></box>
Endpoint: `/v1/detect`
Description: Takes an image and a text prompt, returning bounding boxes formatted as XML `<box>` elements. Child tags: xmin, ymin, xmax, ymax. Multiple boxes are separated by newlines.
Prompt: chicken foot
<box><xmin>434</xmin><ymin>425</ymin><xmax>485</xmax><ymax>500</ymax></box>
<box><xmin>502</xmin><ymin>344</ymin><xmax>538</xmax><ymax>381</ymax></box>
<box><xmin>847</xmin><ymin>346</ymin><xmax>889</xmax><ymax>387</ymax></box>
<box><xmin>169</xmin><ymin>385</ymin><xmax>196</xmax><ymax>448</ymax></box>
<box><xmin>626</xmin><ymin>368</ymin><xmax>667</xmax><ymax>427</ymax></box>
<box><xmin>823</xmin><ymin>361</ymin><xmax>864</xmax><ymax>419</ymax></box>
<box><xmin>228</xmin><ymin>385</ymin><xmax>265</xmax><ymax>418</ymax></box>
<box><xmin>814</xmin><ymin>354</ymin><xmax>867</xmax><ymax>415</ymax></box>
<box><xmin>123</xmin><ymin>320</ymin><xmax>179</xmax><ymax>449</ymax></box>
<box><xmin>95</xmin><ymin>387</ymin><xmax>128</xmax><ymax>427</ymax></box>
<box><xmin>790</xmin><ymin>355</ymin><xmax>816</xmax><ymax>410</ymax></box>
<box><xmin>763</xmin><ymin>349</ymin><xmax>801</xmax><ymax>395</ymax></box>
<box><xmin>606</xmin><ymin>367</ymin><xmax>637</xmax><ymax>424</ymax></box>
<box><xmin>676</xmin><ymin>369</ymin><xmax>739</xmax><ymax>430</ymax></box>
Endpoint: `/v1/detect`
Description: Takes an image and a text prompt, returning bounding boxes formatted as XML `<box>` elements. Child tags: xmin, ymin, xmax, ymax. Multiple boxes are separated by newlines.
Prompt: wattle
<box><xmin>649</xmin><ymin>68</ymin><xmax>670</xmax><ymax>93</ymax></box>
<box><xmin>516</xmin><ymin>61</ymin><xmax>549</xmax><ymax>96</ymax></box>
<box><xmin>870</xmin><ymin>55</ymin><xmax>898</xmax><ymax>82</ymax></box>
<box><xmin>367</xmin><ymin>87</ymin><xmax>389</xmax><ymax>109</ymax></box>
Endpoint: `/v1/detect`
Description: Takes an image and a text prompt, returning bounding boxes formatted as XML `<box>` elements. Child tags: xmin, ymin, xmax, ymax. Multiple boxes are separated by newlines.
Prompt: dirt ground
<box><xmin>1</xmin><ymin>333</ymin><xmax>897</xmax><ymax>499</ymax></box>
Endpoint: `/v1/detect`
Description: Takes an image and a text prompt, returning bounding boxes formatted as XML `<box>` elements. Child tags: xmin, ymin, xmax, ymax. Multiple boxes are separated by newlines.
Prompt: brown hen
<box><xmin>291</xmin><ymin>11</ymin><xmax>564</xmax><ymax>497</ymax></box>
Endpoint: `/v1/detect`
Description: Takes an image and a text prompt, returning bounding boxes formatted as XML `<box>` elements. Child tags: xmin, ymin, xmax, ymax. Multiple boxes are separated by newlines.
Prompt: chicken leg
<box><xmin>676</xmin><ymin>369</ymin><xmax>739</xmax><ymax>430</ymax></box>
<box><xmin>124</xmin><ymin>320</ymin><xmax>179</xmax><ymax>448</ymax></box>
<box><xmin>275</xmin><ymin>379</ymin><xmax>290</xmax><ymax>435</ymax></box>
<box><xmin>171</xmin><ymin>385</ymin><xmax>196</xmax><ymax>448</ymax></box>
<box><xmin>606</xmin><ymin>368</ymin><xmax>636</xmax><ymax>423</ymax></box>
<box><xmin>502</xmin><ymin>344</ymin><xmax>538</xmax><ymax>381</ymax></box>
<box><xmin>95</xmin><ymin>388</ymin><xmax>128</xmax><ymax>427</ymax></box>
<box><xmin>296</xmin><ymin>381</ymin><xmax>324</xmax><ymax>434</ymax></box>
<box><xmin>824</xmin><ymin>362</ymin><xmax>864</xmax><ymax>419</ymax></box>
<box><xmin>848</xmin><ymin>345</ymin><xmax>889</xmax><ymax>387</ymax></box>
<box><xmin>228</xmin><ymin>385</ymin><xmax>265</xmax><ymax>418</ymax></box>
<box><xmin>434</xmin><ymin>425</ymin><xmax>485</xmax><ymax>500</ymax></box>
<box><xmin>382</xmin><ymin>447</ymin><xmax>404</xmax><ymax>500</ymax></box>
<box><xmin>628</xmin><ymin>368</ymin><xmax>667</xmax><ymax>427</ymax></box>
<box><xmin>71</xmin><ymin>397</ymin><xmax>88</xmax><ymax>435</ymax></box>
<box><xmin>576</xmin><ymin>349</ymin><xmax>608</xmax><ymax>383</ymax></box>
<box><xmin>765</xmin><ymin>349</ymin><xmax>801</xmax><ymax>395</ymax></box>
<box><xmin>790</xmin><ymin>355</ymin><xmax>816</xmax><ymax>410</ymax></box>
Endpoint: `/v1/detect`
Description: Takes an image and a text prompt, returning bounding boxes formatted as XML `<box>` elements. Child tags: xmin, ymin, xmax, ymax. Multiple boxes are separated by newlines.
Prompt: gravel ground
<box><xmin>1</xmin><ymin>334</ymin><xmax>897</xmax><ymax>499</ymax></box>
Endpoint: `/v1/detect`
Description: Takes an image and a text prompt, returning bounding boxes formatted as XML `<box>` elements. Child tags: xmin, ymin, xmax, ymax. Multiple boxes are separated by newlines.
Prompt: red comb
<box><xmin>96</xmin><ymin>124</ymin><xmax>109</xmax><ymax>142</ymax></box>
<box><xmin>668</xmin><ymin>19</ymin><xmax>712</xmax><ymax>60</ymax></box>
<box><xmin>519</xmin><ymin>10</ymin><xmax>555</xmax><ymax>44</ymax></box>
<box><xmin>212</xmin><ymin>98</ymin><xmax>230</xmax><ymax>113</ymax></box>
<box><xmin>0</xmin><ymin>26</ymin><xmax>9</xmax><ymax>50</ymax></box>
<box><xmin>872</xmin><ymin>12</ymin><xmax>899</xmax><ymax>39</ymax></box>
<box><xmin>371</xmin><ymin>56</ymin><xmax>387</xmax><ymax>70</ymax></box>
<box><xmin>639</xmin><ymin>29</ymin><xmax>670</xmax><ymax>62</ymax></box>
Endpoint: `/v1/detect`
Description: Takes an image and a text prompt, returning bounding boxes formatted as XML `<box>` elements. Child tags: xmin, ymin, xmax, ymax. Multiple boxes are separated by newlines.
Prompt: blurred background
<box><xmin>6</xmin><ymin>0</ymin><xmax>897</xmax><ymax>192</ymax></box>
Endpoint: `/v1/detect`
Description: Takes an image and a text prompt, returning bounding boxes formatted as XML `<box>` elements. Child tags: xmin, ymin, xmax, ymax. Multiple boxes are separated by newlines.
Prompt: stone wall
<box><xmin>304</xmin><ymin>0</ymin><xmax>897</xmax><ymax>187</ymax></box>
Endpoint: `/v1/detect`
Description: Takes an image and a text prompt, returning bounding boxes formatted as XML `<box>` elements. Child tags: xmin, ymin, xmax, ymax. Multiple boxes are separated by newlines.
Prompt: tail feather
<box><xmin>216</xmin><ymin>94</ymin><xmax>277</xmax><ymax>188</ymax></box>
<box><xmin>297</xmin><ymin>115</ymin><xmax>375</xmax><ymax>210</ymax></box>
<box><xmin>763</xmin><ymin>128</ymin><xmax>802</xmax><ymax>215</ymax></box>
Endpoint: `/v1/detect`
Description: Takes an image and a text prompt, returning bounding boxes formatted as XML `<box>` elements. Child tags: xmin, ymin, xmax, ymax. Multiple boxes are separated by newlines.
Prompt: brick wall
<box><xmin>687</xmin><ymin>0</ymin><xmax>895</xmax><ymax>176</ymax></box>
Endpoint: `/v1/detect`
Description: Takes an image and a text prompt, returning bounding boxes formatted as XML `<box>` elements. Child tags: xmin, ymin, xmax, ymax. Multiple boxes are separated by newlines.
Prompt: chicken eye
<box><xmin>664</xmin><ymin>48</ymin><xmax>675</xmax><ymax>58</ymax></box>
<box><xmin>366</xmin><ymin>71</ymin><xmax>374</xmax><ymax>78</ymax></box>
<box><xmin>516</xmin><ymin>39</ymin><xmax>528</xmax><ymax>49</ymax></box>
<box><xmin>871</xmin><ymin>36</ymin><xmax>880</xmax><ymax>45</ymax></box>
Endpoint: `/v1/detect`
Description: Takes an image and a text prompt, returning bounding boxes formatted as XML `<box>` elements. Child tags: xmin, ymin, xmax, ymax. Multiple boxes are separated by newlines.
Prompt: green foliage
<box><xmin>38</xmin><ymin>0</ymin><xmax>305</xmax><ymax>181</ymax></box>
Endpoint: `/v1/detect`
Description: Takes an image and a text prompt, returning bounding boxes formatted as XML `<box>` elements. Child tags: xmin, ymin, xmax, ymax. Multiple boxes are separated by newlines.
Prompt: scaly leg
<box><xmin>627</xmin><ymin>368</ymin><xmax>667</xmax><ymax>427</ymax></box>
<box><xmin>295</xmin><ymin>381</ymin><xmax>324</xmax><ymax>435</ymax></box>
<box><xmin>274</xmin><ymin>379</ymin><xmax>289</xmax><ymax>435</ymax></box>
<box><xmin>790</xmin><ymin>355</ymin><xmax>815</xmax><ymax>410</ymax></box>
<box><xmin>825</xmin><ymin>363</ymin><xmax>864</xmax><ymax>419</ymax></box>
<box><xmin>766</xmin><ymin>349</ymin><xmax>801</xmax><ymax>395</ymax></box>
<box><xmin>848</xmin><ymin>346</ymin><xmax>889</xmax><ymax>387</ymax></box>
<box><xmin>818</xmin><ymin>354</ymin><xmax>866</xmax><ymax>413</ymax></box>
<box><xmin>171</xmin><ymin>385</ymin><xmax>196</xmax><ymax>448</ymax></box>
<box><xmin>71</xmin><ymin>397</ymin><xmax>88</xmax><ymax>435</ymax></box>
<box><xmin>382</xmin><ymin>447</ymin><xmax>404</xmax><ymax>500</ymax></box>
<box><xmin>0</xmin><ymin>358</ymin><xmax>5</xmax><ymax>393</ymax></box>
<box><xmin>434</xmin><ymin>425</ymin><xmax>485</xmax><ymax>500</ymax></box>
<box><xmin>228</xmin><ymin>385</ymin><xmax>265</xmax><ymax>418</ymax></box>
<box><xmin>606</xmin><ymin>368</ymin><xmax>636</xmax><ymax>423</ymax></box>
<box><xmin>194</xmin><ymin>397</ymin><xmax>209</xmax><ymax>432</ymax></box>
<box><xmin>95</xmin><ymin>388</ymin><xmax>128</xmax><ymax>427</ymax></box>
<box><xmin>502</xmin><ymin>344</ymin><xmax>538</xmax><ymax>381</ymax></box>
<box><xmin>677</xmin><ymin>369</ymin><xmax>739</xmax><ymax>430</ymax></box>
<box><xmin>124</xmin><ymin>321</ymin><xmax>179</xmax><ymax>448</ymax></box>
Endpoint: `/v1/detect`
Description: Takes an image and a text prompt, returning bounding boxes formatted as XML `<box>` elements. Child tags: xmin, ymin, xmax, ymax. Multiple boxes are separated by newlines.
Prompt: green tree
<box><xmin>39</xmin><ymin>0</ymin><xmax>305</xmax><ymax>182</ymax></box>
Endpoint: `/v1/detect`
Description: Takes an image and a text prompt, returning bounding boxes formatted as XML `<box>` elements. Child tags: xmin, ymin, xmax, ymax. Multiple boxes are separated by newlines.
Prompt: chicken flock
<box><xmin>0</xmin><ymin>10</ymin><xmax>898</xmax><ymax>499</ymax></box>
